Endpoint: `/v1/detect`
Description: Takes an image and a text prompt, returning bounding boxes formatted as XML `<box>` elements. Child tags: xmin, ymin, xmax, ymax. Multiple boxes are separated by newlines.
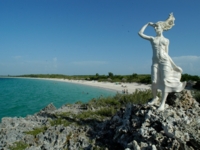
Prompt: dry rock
<box><xmin>0</xmin><ymin>90</ymin><xmax>200</xmax><ymax>150</ymax></box>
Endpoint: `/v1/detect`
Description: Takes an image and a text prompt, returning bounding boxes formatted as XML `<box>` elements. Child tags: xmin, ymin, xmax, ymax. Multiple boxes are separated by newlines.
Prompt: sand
<box><xmin>38</xmin><ymin>78</ymin><xmax>151</xmax><ymax>94</ymax></box>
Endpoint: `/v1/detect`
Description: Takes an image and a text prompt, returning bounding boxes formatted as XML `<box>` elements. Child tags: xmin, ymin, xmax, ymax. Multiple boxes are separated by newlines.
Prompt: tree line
<box><xmin>15</xmin><ymin>73</ymin><xmax>200</xmax><ymax>84</ymax></box>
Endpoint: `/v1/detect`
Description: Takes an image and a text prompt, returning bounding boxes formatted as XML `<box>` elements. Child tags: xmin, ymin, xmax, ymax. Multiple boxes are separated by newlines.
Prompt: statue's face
<box><xmin>154</xmin><ymin>24</ymin><xmax>163</xmax><ymax>35</ymax></box>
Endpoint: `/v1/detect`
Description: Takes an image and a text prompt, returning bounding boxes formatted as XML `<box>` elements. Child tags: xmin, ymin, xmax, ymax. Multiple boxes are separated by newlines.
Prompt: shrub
<box><xmin>113</xmin><ymin>89</ymin><xmax>153</xmax><ymax>105</ymax></box>
<box><xmin>75</xmin><ymin>107</ymin><xmax>117</xmax><ymax>121</ymax></box>
<box><xmin>75</xmin><ymin>110</ymin><xmax>95</xmax><ymax>120</ymax></box>
<box><xmin>95</xmin><ymin>107</ymin><xmax>116</xmax><ymax>117</ymax></box>
<box><xmin>139</xmin><ymin>76</ymin><xmax>151</xmax><ymax>84</ymax></box>
<box><xmin>88</xmin><ymin>96</ymin><xmax>120</xmax><ymax>108</ymax></box>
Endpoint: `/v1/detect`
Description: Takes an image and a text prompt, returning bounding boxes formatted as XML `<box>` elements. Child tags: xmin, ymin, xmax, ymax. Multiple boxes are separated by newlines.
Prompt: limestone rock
<box><xmin>36</xmin><ymin>103</ymin><xmax>57</xmax><ymax>117</ymax></box>
<box><xmin>1</xmin><ymin>89</ymin><xmax>200</xmax><ymax>150</ymax></box>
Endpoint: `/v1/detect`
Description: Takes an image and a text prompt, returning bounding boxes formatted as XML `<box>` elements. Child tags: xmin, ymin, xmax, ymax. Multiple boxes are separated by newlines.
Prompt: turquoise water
<box><xmin>0</xmin><ymin>78</ymin><xmax>116</xmax><ymax>121</ymax></box>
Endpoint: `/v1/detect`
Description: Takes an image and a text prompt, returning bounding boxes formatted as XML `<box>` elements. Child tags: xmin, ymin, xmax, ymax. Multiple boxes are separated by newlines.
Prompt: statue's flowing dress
<box><xmin>152</xmin><ymin>37</ymin><xmax>185</xmax><ymax>92</ymax></box>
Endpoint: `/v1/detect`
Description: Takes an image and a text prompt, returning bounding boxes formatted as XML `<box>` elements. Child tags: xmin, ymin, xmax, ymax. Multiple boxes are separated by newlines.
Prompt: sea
<box><xmin>0</xmin><ymin>77</ymin><xmax>116</xmax><ymax>121</ymax></box>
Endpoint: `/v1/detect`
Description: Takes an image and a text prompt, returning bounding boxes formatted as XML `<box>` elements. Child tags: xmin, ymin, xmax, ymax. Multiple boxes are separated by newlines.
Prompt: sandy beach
<box><xmin>37</xmin><ymin>78</ymin><xmax>151</xmax><ymax>94</ymax></box>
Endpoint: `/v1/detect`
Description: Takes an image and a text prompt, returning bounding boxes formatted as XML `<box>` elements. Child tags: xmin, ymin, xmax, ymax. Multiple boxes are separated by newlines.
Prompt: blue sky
<box><xmin>0</xmin><ymin>0</ymin><xmax>200</xmax><ymax>76</ymax></box>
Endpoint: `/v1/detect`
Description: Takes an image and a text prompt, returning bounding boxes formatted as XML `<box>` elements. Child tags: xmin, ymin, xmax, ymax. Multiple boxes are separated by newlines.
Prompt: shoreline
<box><xmin>1</xmin><ymin>78</ymin><xmax>198</xmax><ymax>149</ymax></box>
<box><xmin>6</xmin><ymin>77</ymin><xmax>151</xmax><ymax>93</ymax></box>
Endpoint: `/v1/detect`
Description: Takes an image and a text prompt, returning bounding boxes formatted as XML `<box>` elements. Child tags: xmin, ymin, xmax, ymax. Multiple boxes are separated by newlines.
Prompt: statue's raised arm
<box><xmin>138</xmin><ymin>22</ymin><xmax>154</xmax><ymax>40</ymax></box>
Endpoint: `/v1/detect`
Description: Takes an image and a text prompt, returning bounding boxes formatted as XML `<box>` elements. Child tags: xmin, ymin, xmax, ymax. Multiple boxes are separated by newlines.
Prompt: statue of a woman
<box><xmin>138</xmin><ymin>13</ymin><xmax>186</xmax><ymax>111</ymax></box>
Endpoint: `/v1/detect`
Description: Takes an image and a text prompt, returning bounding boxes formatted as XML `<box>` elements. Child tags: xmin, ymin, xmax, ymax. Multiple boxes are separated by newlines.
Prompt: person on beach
<box><xmin>138</xmin><ymin>13</ymin><xmax>186</xmax><ymax>111</ymax></box>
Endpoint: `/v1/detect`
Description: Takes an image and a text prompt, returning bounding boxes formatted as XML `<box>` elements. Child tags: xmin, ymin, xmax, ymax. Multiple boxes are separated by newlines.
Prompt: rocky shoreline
<box><xmin>1</xmin><ymin>90</ymin><xmax>200</xmax><ymax>150</ymax></box>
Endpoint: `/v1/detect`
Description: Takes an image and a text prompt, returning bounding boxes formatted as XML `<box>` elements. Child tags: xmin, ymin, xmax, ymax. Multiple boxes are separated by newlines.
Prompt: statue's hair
<box><xmin>156</xmin><ymin>13</ymin><xmax>175</xmax><ymax>31</ymax></box>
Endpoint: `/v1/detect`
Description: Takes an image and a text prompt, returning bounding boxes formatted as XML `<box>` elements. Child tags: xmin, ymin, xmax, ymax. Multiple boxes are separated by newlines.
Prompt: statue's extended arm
<box><xmin>138</xmin><ymin>22</ymin><xmax>153</xmax><ymax>40</ymax></box>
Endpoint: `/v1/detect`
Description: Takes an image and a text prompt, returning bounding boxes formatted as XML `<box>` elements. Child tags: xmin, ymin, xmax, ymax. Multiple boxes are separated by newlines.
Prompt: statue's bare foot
<box><xmin>148</xmin><ymin>96</ymin><xmax>159</xmax><ymax>105</ymax></box>
<box><xmin>158</xmin><ymin>105</ymin><xmax>164</xmax><ymax>111</ymax></box>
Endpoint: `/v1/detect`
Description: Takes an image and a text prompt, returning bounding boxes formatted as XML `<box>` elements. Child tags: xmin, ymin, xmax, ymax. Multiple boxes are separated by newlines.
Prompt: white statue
<box><xmin>138</xmin><ymin>13</ymin><xmax>186</xmax><ymax>111</ymax></box>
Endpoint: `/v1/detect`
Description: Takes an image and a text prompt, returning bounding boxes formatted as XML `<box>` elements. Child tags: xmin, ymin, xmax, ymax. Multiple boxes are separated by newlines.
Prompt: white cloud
<box><xmin>172</xmin><ymin>55</ymin><xmax>200</xmax><ymax>75</ymax></box>
<box><xmin>172</xmin><ymin>56</ymin><xmax>200</xmax><ymax>62</ymax></box>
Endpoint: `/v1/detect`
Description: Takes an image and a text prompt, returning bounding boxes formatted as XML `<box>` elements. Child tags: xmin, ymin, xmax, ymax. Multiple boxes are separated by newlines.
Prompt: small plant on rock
<box><xmin>24</xmin><ymin>126</ymin><xmax>47</xmax><ymax>136</ymax></box>
<box><xmin>50</xmin><ymin>118</ymin><xmax>71</xmax><ymax>126</ymax></box>
<box><xmin>8</xmin><ymin>141</ymin><xmax>29</xmax><ymax>150</ymax></box>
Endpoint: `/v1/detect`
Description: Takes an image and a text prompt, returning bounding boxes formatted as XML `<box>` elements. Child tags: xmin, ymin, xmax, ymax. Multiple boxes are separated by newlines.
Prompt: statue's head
<box><xmin>155</xmin><ymin>13</ymin><xmax>175</xmax><ymax>31</ymax></box>
<box><xmin>154</xmin><ymin>24</ymin><xmax>163</xmax><ymax>35</ymax></box>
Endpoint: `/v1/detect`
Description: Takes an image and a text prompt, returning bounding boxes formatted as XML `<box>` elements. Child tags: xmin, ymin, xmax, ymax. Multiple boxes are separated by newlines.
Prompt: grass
<box><xmin>24</xmin><ymin>126</ymin><xmax>47</xmax><ymax>136</ymax></box>
<box><xmin>95</xmin><ymin>107</ymin><xmax>116</xmax><ymax>117</ymax></box>
<box><xmin>8</xmin><ymin>141</ymin><xmax>29</xmax><ymax>150</ymax></box>
<box><xmin>87</xmin><ymin>90</ymin><xmax>151</xmax><ymax>110</ymax></box>
<box><xmin>88</xmin><ymin>89</ymin><xmax>153</xmax><ymax>108</ymax></box>
<box><xmin>53</xmin><ymin>90</ymin><xmax>155</xmax><ymax>123</ymax></box>
<box><xmin>75</xmin><ymin>107</ymin><xmax>116</xmax><ymax>120</ymax></box>
<box><xmin>24</xmin><ymin>90</ymin><xmax>156</xmax><ymax>129</ymax></box>
<box><xmin>55</xmin><ymin>112</ymin><xmax>74</xmax><ymax>118</ymax></box>
<box><xmin>89</xmin><ymin>96</ymin><xmax>121</xmax><ymax>108</ymax></box>
<box><xmin>53</xmin><ymin>103</ymin><xmax>118</xmax><ymax>122</ymax></box>
<box><xmin>50</xmin><ymin>118</ymin><xmax>71</xmax><ymax>126</ymax></box>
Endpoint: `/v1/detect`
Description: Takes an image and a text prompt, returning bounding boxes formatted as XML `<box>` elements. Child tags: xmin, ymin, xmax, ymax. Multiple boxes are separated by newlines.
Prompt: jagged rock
<box><xmin>152</xmin><ymin>145</ymin><xmax>157</xmax><ymax>150</ymax></box>
<box><xmin>36</xmin><ymin>103</ymin><xmax>57</xmax><ymax>117</ymax></box>
<box><xmin>113</xmin><ymin>104</ymin><xmax>132</xmax><ymax>141</ymax></box>
<box><xmin>42</xmin><ymin>103</ymin><xmax>57</xmax><ymax>113</ymax></box>
<box><xmin>166</xmin><ymin>90</ymin><xmax>197</xmax><ymax>110</ymax></box>
<box><xmin>24</xmin><ymin>134</ymin><xmax>35</xmax><ymax>146</ymax></box>
<box><xmin>94</xmin><ymin>90</ymin><xmax>200</xmax><ymax>149</ymax></box>
<box><xmin>132</xmin><ymin>140</ymin><xmax>140</xmax><ymax>150</ymax></box>
<box><xmin>1</xmin><ymin>89</ymin><xmax>200</xmax><ymax>150</ymax></box>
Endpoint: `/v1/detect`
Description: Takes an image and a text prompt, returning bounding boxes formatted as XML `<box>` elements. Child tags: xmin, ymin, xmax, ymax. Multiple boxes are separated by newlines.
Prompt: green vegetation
<box><xmin>24</xmin><ymin>126</ymin><xmax>47</xmax><ymax>136</ymax></box>
<box><xmin>15</xmin><ymin>73</ymin><xmax>152</xmax><ymax>84</ymax></box>
<box><xmin>53</xmin><ymin>90</ymin><xmax>154</xmax><ymax>123</ymax></box>
<box><xmin>94</xmin><ymin>107</ymin><xmax>116</xmax><ymax>117</ymax></box>
<box><xmin>88</xmin><ymin>89</ymin><xmax>155</xmax><ymax>108</ymax></box>
<box><xmin>15</xmin><ymin>73</ymin><xmax>200</xmax><ymax>85</ymax></box>
<box><xmin>181</xmin><ymin>73</ymin><xmax>200</xmax><ymax>82</ymax></box>
<box><xmin>8</xmin><ymin>141</ymin><xmax>28</xmax><ymax>150</ymax></box>
<box><xmin>89</xmin><ymin>73</ymin><xmax>152</xmax><ymax>84</ymax></box>
<box><xmin>50</xmin><ymin>118</ymin><xmax>71</xmax><ymax>126</ymax></box>
<box><xmin>75</xmin><ymin>107</ymin><xmax>117</xmax><ymax>120</ymax></box>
